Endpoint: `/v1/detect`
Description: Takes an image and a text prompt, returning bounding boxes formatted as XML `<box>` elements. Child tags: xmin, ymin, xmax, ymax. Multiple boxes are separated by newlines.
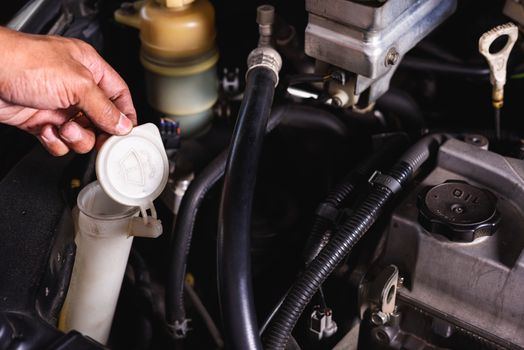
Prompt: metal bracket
<box><xmin>359</xmin><ymin>265</ymin><xmax>399</xmax><ymax>320</ymax></box>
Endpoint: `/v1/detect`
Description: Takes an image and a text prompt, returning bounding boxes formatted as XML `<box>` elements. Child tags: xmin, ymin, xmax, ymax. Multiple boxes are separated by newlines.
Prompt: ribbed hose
<box><xmin>166</xmin><ymin>104</ymin><xmax>348</xmax><ymax>334</ymax></box>
<box><xmin>263</xmin><ymin>135</ymin><xmax>445</xmax><ymax>349</ymax></box>
<box><xmin>217</xmin><ymin>67</ymin><xmax>277</xmax><ymax>350</ymax></box>
<box><xmin>302</xmin><ymin>136</ymin><xmax>406</xmax><ymax>265</ymax></box>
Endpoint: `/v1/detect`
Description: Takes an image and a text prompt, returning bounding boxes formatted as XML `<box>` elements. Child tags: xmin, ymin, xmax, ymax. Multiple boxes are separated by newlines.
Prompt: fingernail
<box><xmin>60</xmin><ymin>124</ymin><xmax>82</xmax><ymax>143</ymax></box>
<box><xmin>41</xmin><ymin>127</ymin><xmax>58</xmax><ymax>143</ymax></box>
<box><xmin>116</xmin><ymin>113</ymin><xmax>133</xmax><ymax>135</ymax></box>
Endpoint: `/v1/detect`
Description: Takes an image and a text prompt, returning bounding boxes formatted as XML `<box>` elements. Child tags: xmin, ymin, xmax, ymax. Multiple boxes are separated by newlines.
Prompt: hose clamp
<box><xmin>316</xmin><ymin>202</ymin><xmax>338</xmax><ymax>222</ymax></box>
<box><xmin>169</xmin><ymin>319</ymin><xmax>192</xmax><ymax>339</ymax></box>
<box><xmin>247</xmin><ymin>47</ymin><xmax>282</xmax><ymax>86</ymax></box>
<box><xmin>368</xmin><ymin>171</ymin><xmax>402</xmax><ymax>194</ymax></box>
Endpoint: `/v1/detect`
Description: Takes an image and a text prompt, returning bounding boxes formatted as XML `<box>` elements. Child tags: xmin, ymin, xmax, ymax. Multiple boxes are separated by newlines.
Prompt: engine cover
<box><xmin>378</xmin><ymin>138</ymin><xmax>524</xmax><ymax>348</ymax></box>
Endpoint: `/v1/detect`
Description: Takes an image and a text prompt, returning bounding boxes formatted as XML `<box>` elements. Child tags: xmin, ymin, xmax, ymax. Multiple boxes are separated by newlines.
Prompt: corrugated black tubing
<box><xmin>263</xmin><ymin>134</ymin><xmax>445</xmax><ymax>349</ymax></box>
<box><xmin>302</xmin><ymin>136</ymin><xmax>406</xmax><ymax>265</ymax></box>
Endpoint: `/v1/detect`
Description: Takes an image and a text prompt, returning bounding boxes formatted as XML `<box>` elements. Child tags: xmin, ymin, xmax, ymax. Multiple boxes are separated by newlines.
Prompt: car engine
<box><xmin>1</xmin><ymin>0</ymin><xmax>524</xmax><ymax>349</ymax></box>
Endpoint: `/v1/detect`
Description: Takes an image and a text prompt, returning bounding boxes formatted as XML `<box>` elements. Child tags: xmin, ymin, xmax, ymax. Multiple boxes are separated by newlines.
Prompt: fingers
<box><xmin>37</xmin><ymin>124</ymin><xmax>69</xmax><ymax>156</ymax></box>
<box><xmin>111</xmin><ymin>91</ymin><xmax>137</xmax><ymax>126</ymax></box>
<box><xmin>75</xmin><ymin>43</ymin><xmax>137</xmax><ymax>125</ymax></box>
<box><xmin>17</xmin><ymin>109</ymin><xmax>71</xmax><ymax>133</ymax></box>
<box><xmin>95</xmin><ymin>60</ymin><xmax>137</xmax><ymax>125</ymax></box>
<box><xmin>37</xmin><ymin>120</ymin><xmax>99</xmax><ymax>156</ymax></box>
<box><xmin>6</xmin><ymin>37</ymin><xmax>138</xmax><ymax>156</ymax></box>
<box><xmin>58</xmin><ymin>121</ymin><xmax>96</xmax><ymax>154</ymax></box>
<box><xmin>30</xmin><ymin>110</ymin><xmax>97</xmax><ymax>156</ymax></box>
<box><xmin>76</xmin><ymin>81</ymin><xmax>134</xmax><ymax>136</ymax></box>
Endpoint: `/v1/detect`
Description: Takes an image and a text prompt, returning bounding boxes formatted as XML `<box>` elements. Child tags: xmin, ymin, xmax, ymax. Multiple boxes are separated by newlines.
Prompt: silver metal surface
<box><xmin>256</xmin><ymin>5</ymin><xmax>275</xmax><ymax>41</ymax></box>
<box><xmin>333</xmin><ymin>322</ymin><xmax>360</xmax><ymax>350</ymax></box>
<box><xmin>479</xmin><ymin>22</ymin><xmax>518</xmax><ymax>110</ymax></box>
<box><xmin>378</xmin><ymin>138</ymin><xmax>524</xmax><ymax>348</ymax></box>
<box><xmin>161</xmin><ymin>174</ymin><xmax>194</xmax><ymax>215</ymax></box>
<box><xmin>305</xmin><ymin>0</ymin><xmax>457</xmax><ymax>103</ymax></box>
<box><xmin>7</xmin><ymin>0</ymin><xmax>49</xmax><ymax>31</ymax></box>
<box><xmin>371</xmin><ymin>311</ymin><xmax>390</xmax><ymax>326</ymax></box>
<box><xmin>463</xmin><ymin>134</ymin><xmax>489</xmax><ymax>150</ymax></box>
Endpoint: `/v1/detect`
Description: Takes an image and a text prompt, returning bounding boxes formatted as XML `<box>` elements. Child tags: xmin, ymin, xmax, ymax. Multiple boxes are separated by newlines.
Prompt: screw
<box><xmin>451</xmin><ymin>204</ymin><xmax>464</xmax><ymax>214</ymax></box>
<box><xmin>332</xmin><ymin>96</ymin><xmax>343</xmax><ymax>107</ymax></box>
<box><xmin>371</xmin><ymin>311</ymin><xmax>390</xmax><ymax>326</ymax></box>
<box><xmin>385</xmin><ymin>48</ymin><xmax>400</xmax><ymax>66</ymax></box>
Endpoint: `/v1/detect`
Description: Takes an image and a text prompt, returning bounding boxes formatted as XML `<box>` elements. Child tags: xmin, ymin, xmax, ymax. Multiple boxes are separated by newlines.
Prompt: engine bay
<box><xmin>1</xmin><ymin>1</ymin><xmax>524</xmax><ymax>349</ymax></box>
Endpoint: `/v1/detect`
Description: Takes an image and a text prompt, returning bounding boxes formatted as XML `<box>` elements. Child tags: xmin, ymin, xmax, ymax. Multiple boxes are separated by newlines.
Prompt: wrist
<box><xmin>0</xmin><ymin>27</ymin><xmax>25</xmax><ymax>99</ymax></box>
<box><xmin>0</xmin><ymin>27</ymin><xmax>18</xmax><ymax>67</ymax></box>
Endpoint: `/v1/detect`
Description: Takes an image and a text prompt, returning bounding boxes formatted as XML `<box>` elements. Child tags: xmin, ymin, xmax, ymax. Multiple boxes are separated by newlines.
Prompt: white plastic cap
<box><xmin>96</xmin><ymin>123</ymin><xmax>169</xmax><ymax>208</ymax></box>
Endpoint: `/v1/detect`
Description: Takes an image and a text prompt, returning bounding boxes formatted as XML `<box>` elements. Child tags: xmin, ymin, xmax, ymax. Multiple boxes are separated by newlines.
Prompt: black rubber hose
<box><xmin>166</xmin><ymin>151</ymin><xmax>227</xmax><ymax>336</ymax></box>
<box><xmin>285</xmin><ymin>74</ymin><xmax>329</xmax><ymax>86</ymax></box>
<box><xmin>416</xmin><ymin>41</ymin><xmax>464</xmax><ymax>64</ymax></box>
<box><xmin>376</xmin><ymin>89</ymin><xmax>426</xmax><ymax>131</ymax></box>
<box><xmin>275</xmin><ymin>104</ymin><xmax>348</xmax><ymax>137</ymax></box>
<box><xmin>217</xmin><ymin>67</ymin><xmax>278</xmax><ymax>350</ymax></box>
<box><xmin>166</xmin><ymin>104</ymin><xmax>348</xmax><ymax>333</ymax></box>
<box><xmin>302</xmin><ymin>135</ymin><xmax>406</xmax><ymax>265</ymax></box>
<box><xmin>400</xmin><ymin>57</ymin><xmax>490</xmax><ymax>77</ymax></box>
<box><xmin>263</xmin><ymin>134</ymin><xmax>445</xmax><ymax>349</ymax></box>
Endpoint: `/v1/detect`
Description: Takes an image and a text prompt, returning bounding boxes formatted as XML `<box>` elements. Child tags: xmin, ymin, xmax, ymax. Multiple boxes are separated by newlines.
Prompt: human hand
<box><xmin>0</xmin><ymin>27</ymin><xmax>137</xmax><ymax>156</ymax></box>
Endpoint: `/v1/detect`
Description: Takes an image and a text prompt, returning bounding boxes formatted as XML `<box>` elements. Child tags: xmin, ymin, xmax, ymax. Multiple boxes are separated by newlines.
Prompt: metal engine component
<box><xmin>376</xmin><ymin>138</ymin><xmax>524</xmax><ymax>348</ymax></box>
<box><xmin>359</xmin><ymin>265</ymin><xmax>399</xmax><ymax>319</ymax></box>
<box><xmin>4</xmin><ymin>1</ymin><xmax>524</xmax><ymax>349</ymax></box>
<box><xmin>304</xmin><ymin>0</ymin><xmax>457</xmax><ymax>105</ymax></box>
<box><xmin>479</xmin><ymin>22</ymin><xmax>518</xmax><ymax>109</ymax></box>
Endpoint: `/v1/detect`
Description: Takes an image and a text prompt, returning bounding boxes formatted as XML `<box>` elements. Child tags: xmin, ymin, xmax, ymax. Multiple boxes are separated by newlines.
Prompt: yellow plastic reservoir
<box><xmin>115</xmin><ymin>0</ymin><xmax>218</xmax><ymax>136</ymax></box>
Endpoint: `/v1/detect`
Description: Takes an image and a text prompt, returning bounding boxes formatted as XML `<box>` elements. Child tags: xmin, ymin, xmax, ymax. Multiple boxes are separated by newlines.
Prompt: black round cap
<box><xmin>418</xmin><ymin>181</ymin><xmax>500</xmax><ymax>242</ymax></box>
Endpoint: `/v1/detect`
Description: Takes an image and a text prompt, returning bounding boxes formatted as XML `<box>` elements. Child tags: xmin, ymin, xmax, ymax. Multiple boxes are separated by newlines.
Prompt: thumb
<box><xmin>76</xmin><ymin>81</ymin><xmax>133</xmax><ymax>135</ymax></box>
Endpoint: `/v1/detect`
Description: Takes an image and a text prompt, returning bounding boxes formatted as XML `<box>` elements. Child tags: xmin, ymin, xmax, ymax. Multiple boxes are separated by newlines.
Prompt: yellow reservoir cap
<box><xmin>140</xmin><ymin>0</ymin><xmax>216</xmax><ymax>61</ymax></box>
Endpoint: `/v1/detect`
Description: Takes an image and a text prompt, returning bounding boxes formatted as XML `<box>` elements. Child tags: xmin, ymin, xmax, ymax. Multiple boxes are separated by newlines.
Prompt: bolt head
<box><xmin>371</xmin><ymin>311</ymin><xmax>390</xmax><ymax>326</ymax></box>
<box><xmin>332</xmin><ymin>96</ymin><xmax>343</xmax><ymax>107</ymax></box>
<box><xmin>385</xmin><ymin>48</ymin><xmax>400</xmax><ymax>66</ymax></box>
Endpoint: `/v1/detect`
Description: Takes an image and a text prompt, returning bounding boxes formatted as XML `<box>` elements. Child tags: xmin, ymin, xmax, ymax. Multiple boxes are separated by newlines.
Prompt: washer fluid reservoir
<box><xmin>59</xmin><ymin>124</ymin><xmax>169</xmax><ymax>344</ymax></box>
